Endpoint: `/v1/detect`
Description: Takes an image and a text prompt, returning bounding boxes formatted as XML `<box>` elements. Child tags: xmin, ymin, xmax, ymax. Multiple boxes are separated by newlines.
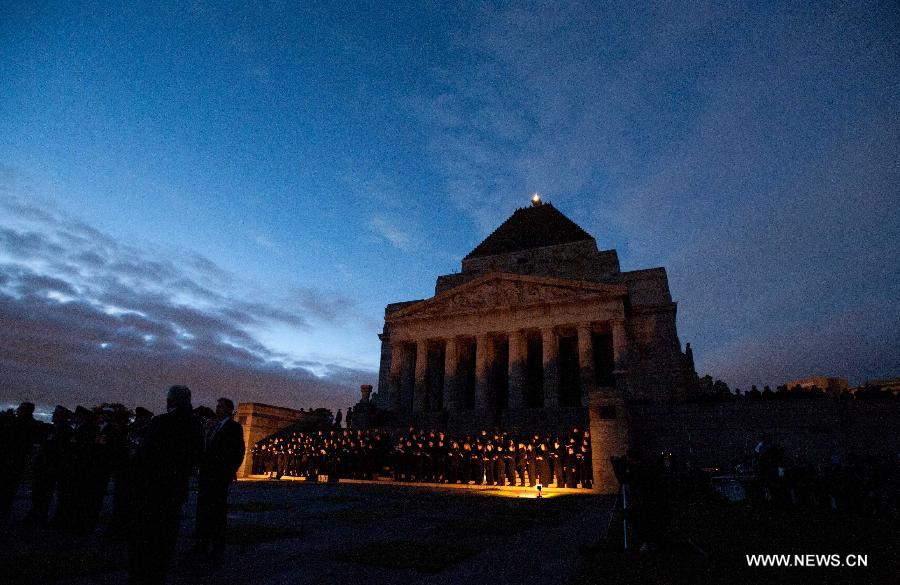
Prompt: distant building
<box><xmin>857</xmin><ymin>377</ymin><xmax>900</xmax><ymax>394</ymax></box>
<box><xmin>372</xmin><ymin>198</ymin><xmax>698</xmax><ymax>433</ymax></box>
<box><xmin>785</xmin><ymin>376</ymin><xmax>848</xmax><ymax>396</ymax></box>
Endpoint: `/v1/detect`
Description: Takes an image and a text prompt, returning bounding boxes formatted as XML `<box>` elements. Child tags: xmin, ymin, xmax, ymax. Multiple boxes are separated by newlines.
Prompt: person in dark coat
<box><xmin>515</xmin><ymin>441</ymin><xmax>529</xmax><ymax>487</ymax></box>
<box><xmin>1</xmin><ymin>402</ymin><xmax>45</xmax><ymax>523</ymax></box>
<box><xmin>127</xmin><ymin>385</ymin><xmax>203</xmax><ymax>585</ymax></box>
<box><xmin>535</xmin><ymin>442</ymin><xmax>551</xmax><ymax>487</ymax></box>
<box><xmin>525</xmin><ymin>442</ymin><xmax>538</xmax><ymax>487</ymax></box>
<box><xmin>550</xmin><ymin>438</ymin><xmax>565</xmax><ymax>487</ymax></box>
<box><xmin>27</xmin><ymin>406</ymin><xmax>73</xmax><ymax>525</ymax></box>
<box><xmin>195</xmin><ymin>397</ymin><xmax>245</xmax><ymax>557</ymax></box>
<box><xmin>53</xmin><ymin>405</ymin><xmax>99</xmax><ymax>532</ymax></box>
<box><xmin>107</xmin><ymin>407</ymin><xmax>154</xmax><ymax>536</ymax></box>
<box><xmin>503</xmin><ymin>440</ymin><xmax>517</xmax><ymax>486</ymax></box>
<box><xmin>83</xmin><ymin>407</ymin><xmax>124</xmax><ymax>531</ymax></box>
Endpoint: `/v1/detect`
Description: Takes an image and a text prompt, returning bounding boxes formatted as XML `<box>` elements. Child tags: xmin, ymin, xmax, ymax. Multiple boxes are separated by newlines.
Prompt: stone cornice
<box><xmin>628</xmin><ymin>302</ymin><xmax>678</xmax><ymax>315</ymax></box>
<box><xmin>389</xmin><ymin>272</ymin><xmax>628</xmax><ymax>323</ymax></box>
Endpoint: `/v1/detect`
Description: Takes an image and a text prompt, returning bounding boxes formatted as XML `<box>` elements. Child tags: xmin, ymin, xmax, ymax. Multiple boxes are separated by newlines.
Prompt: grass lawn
<box><xmin>572</xmin><ymin>497</ymin><xmax>898</xmax><ymax>585</ymax></box>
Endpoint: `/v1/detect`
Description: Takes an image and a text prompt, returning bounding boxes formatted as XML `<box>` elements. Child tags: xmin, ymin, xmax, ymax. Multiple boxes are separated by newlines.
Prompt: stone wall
<box><xmin>620</xmin><ymin>267</ymin><xmax>672</xmax><ymax>305</ymax></box>
<box><xmin>625</xmin><ymin>304</ymin><xmax>696</xmax><ymax>400</ymax></box>
<box><xmin>628</xmin><ymin>400</ymin><xmax>900</xmax><ymax>468</ymax></box>
<box><xmin>436</xmin><ymin>241</ymin><xmax>622</xmax><ymax>294</ymax></box>
<box><xmin>235</xmin><ymin>403</ymin><xmax>311</xmax><ymax>478</ymax></box>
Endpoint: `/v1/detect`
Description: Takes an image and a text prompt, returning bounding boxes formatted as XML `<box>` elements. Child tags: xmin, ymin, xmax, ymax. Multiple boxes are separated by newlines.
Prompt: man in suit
<box><xmin>128</xmin><ymin>386</ymin><xmax>203</xmax><ymax>585</ymax></box>
<box><xmin>195</xmin><ymin>397</ymin><xmax>245</xmax><ymax>558</ymax></box>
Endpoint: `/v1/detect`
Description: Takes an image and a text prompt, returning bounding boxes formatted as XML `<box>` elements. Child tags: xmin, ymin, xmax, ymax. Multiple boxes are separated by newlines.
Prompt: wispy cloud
<box><xmin>253</xmin><ymin>233</ymin><xmax>278</xmax><ymax>251</ymax></box>
<box><xmin>368</xmin><ymin>213</ymin><xmax>418</xmax><ymax>251</ymax></box>
<box><xmin>0</xmin><ymin>192</ymin><xmax>374</xmax><ymax>413</ymax></box>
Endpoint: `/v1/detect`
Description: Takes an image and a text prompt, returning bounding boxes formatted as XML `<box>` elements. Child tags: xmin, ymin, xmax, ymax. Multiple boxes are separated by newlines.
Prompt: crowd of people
<box><xmin>691</xmin><ymin>378</ymin><xmax>899</xmax><ymax>402</ymax></box>
<box><xmin>251</xmin><ymin>429</ymin><xmax>389</xmax><ymax>481</ymax></box>
<box><xmin>718</xmin><ymin>442</ymin><xmax>900</xmax><ymax>520</ymax></box>
<box><xmin>1</xmin><ymin>402</ymin><xmax>152</xmax><ymax>532</ymax></box>
<box><xmin>0</xmin><ymin>389</ymin><xmax>245</xmax><ymax>585</ymax></box>
<box><xmin>252</xmin><ymin>427</ymin><xmax>595</xmax><ymax>489</ymax></box>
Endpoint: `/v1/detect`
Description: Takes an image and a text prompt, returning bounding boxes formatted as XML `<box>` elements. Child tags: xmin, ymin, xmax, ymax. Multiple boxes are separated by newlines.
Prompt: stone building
<box><xmin>372</xmin><ymin>198</ymin><xmax>698</xmax><ymax>433</ymax></box>
<box><xmin>784</xmin><ymin>375</ymin><xmax>849</xmax><ymax>397</ymax></box>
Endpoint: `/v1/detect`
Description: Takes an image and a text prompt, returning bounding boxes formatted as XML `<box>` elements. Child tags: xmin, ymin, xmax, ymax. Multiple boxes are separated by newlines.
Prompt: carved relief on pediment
<box><xmin>395</xmin><ymin>278</ymin><xmax>616</xmax><ymax>320</ymax></box>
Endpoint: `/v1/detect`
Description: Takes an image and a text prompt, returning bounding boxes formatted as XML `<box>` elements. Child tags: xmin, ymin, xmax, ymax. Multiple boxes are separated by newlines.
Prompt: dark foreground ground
<box><xmin>1</xmin><ymin>479</ymin><xmax>608</xmax><ymax>585</ymax></box>
<box><xmin>576</xmin><ymin>496</ymin><xmax>898</xmax><ymax>585</ymax></box>
<box><xmin>2</xmin><ymin>479</ymin><xmax>896</xmax><ymax>585</ymax></box>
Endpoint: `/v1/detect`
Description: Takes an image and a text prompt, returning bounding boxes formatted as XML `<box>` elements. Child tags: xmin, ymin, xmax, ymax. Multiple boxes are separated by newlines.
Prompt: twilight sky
<box><xmin>1</xmin><ymin>1</ymin><xmax>898</xmax><ymax>414</ymax></box>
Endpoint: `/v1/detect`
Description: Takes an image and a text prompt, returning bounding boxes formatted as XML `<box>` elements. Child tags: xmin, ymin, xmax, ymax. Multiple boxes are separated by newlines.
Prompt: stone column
<box><xmin>413</xmin><ymin>340</ymin><xmax>429</xmax><ymax>412</ymax></box>
<box><xmin>507</xmin><ymin>330</ymin><xmax>527</xmax><ymax>409</ymax></box>
<box><xmin>541</xmin><ymin>327</ymin><xmax>559</xmax><ymax>408</ymax></box>
<box><xmin>588</xmin><ymin>387</ymin><xmax>630</xmax><ymax>494</ymax></box>
<box><xmin>443</xmin><ymin>337</ymin><xmax>459</xmax><ymax>412</ymax></box>
<box><xmin>474</xmin><ymin>333</ymin><xmax>492</xmax><ymax>411</ymax></box>
<box><xmin>388</xmin><ymin>342</ymin><xmax>403</xmax><ymax>411</ymax></box>
<box><xmin>577</xmin><ymin>323</ymin><xmax>595</xmax><ymax>407</ymax></box>
<box><xmin>611</xmin><ymin>319</ymin><xmax>629</xmax><ymax>372</ymax></box>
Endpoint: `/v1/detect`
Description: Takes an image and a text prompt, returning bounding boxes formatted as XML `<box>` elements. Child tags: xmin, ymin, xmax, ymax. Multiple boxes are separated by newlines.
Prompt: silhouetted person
<box><xmin>345</xmin><ymin>406</ymin><xmax>353</xmax><ymax>429</ymax></box>
<box><xmin>50</xmin><ymin>405</ymin><xmax>92</xmax><ymax>530</ymax></box>
<box><xmin>68</xmin><ymin>406</ymin><xmax>103</xmax><ymax>532</ymax></box>
<box><xmin>334</xmin><ymin>409</ymin><xmax>343</xmax><ymax>429</ymax></box>
<box><xmin>80</xmin><ymin>407</ymin><xmax>124</xmax><ymax>532</ymax></box>
<box><xmin>128</xmin><ymin>386</ymin><xmax>203</xmax><ymax>585</ymax></box>
<box><xmin>616</xmin><ymin>448</ymin><xmax>671</xmax><ymax>552</ymax></box>
<box><xmin>27</xmin><ymin>406</ymin><xmax>73</xmax><ymax>525</ymax></box>
<box><xmin>107</xmin><ymin>407</ymin><xmax>154</xmax><ymax>537</ymax></box>
<box><xmin>0</xmin><ymin>402</ymin><xmax>43</xmax><ymax>523</ymax></box>
<box><xmin>195</xmin><ymin>397</ymin><xmax>245</xmax><ymax>558</ymax></box>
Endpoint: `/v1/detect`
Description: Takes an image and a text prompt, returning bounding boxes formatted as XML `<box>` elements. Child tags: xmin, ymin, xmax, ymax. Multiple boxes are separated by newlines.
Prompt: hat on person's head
<box><xmin>134</xmin><ymin>406</ymin><xmax>153</xmax><ymax>419</ymax></box>
<box><xmin>53</xmin><ymin>405</ymin><xmax>73</xmax><ymax>419</ymax></box>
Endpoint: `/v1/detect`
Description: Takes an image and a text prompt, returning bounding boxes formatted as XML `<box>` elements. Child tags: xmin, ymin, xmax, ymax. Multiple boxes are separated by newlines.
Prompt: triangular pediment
<box><xmin>390</xmin><ymin>273</ymin><xmax>626</xmax><ymax>321</ymax></box>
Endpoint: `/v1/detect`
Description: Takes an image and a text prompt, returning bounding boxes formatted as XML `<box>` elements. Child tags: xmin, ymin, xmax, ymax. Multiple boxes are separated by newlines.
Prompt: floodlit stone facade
<box><xmin>373</xmin><ymin>200</ymin><xmax>698</xmax><ymax>434</ymax></box>
<box><xmin>235</xmin><ymin>403</ymin><xmax>327</xmax><ymax>478</ymax></box>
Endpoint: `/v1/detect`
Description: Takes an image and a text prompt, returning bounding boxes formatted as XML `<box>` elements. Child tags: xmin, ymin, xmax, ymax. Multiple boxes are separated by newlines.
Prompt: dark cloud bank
<box><xmin>0</xmin><ymin>194</ymin><xmax>370</xmax><ymax>414</ymax></box>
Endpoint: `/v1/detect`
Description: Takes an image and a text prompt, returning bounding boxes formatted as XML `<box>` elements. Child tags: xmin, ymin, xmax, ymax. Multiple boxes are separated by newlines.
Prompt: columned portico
<box><xmin>379</xmin><ymin>272</ymin><xmax>633</xmax><ymax>429</ymax></box>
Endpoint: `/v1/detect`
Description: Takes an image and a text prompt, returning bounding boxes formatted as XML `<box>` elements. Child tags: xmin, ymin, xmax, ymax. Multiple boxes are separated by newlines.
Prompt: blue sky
<box><xmin>1</xmin><ymin>1</ymin><xmax>898</xmax><ymax>413</ymax></box>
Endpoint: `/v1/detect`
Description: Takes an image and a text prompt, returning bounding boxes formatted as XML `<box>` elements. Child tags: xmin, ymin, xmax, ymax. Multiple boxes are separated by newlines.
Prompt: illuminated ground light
<box><xmin>241</xmin><ymin>476</ymin><xmax>584</xmax><ymax>498</ymax></box>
